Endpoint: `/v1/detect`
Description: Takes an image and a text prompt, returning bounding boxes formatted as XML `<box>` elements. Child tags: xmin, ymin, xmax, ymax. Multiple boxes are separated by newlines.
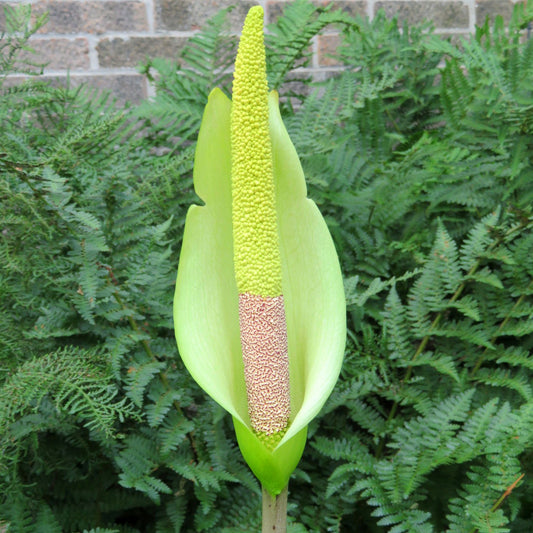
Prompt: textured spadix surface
<box><xmin>231</xmin><ymin>6</ymin><xmax>282</xmax><ymax>299</ymax></box>
<box><xmin>231</xmin><ymin>7</ymin><xmax>291</xmax><ymax>438</ymax></box>
<box><xmin>174</xmin><ymin>6</ymin><xmax>345</xmax><ymax>497</ymax></box>
<box><xmin>174</xmin><ymin>87</ymin><xmax>346</xmax><ymax>495</ymax></box>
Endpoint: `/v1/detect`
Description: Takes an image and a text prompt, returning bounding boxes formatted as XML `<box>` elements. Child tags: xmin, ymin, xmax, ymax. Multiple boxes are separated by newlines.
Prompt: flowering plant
<box><xmin>174</xmin><ymin>5</ymin><xmax>346</xmax><ymax>501</ymax></box>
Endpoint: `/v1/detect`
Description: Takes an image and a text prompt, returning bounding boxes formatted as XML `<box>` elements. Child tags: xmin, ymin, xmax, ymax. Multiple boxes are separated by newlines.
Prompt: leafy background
<box><xmin>1</xmin><ymin>1</ymin><xmax>533</xmax><ymax>531</ymax></box>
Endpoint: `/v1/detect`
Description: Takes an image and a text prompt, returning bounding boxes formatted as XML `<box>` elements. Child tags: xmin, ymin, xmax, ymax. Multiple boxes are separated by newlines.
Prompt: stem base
<box><xmin>262</xmin><ymin>484</ymin><xmax>288</xmax><ymax>532</ymax></box>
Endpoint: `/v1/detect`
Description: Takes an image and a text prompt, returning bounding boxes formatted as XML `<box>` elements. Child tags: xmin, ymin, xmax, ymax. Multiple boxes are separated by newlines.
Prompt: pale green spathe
<box><xmin>173</xmin><ymin>88</ymin><xmax>346</xmax><ymax>495</ymax></box>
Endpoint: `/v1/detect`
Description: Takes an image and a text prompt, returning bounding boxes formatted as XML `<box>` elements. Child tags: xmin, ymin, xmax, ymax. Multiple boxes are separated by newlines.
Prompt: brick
<box><xmin>317</xmin><ymin>34</ymin><xmax>343</xmax><ymax>67</ymax></box>
<box><xmin>267</xmin><ymin>1</ymin><xmax>367</xmax><ymax>24</ymax></box>
<box><xmin>155</xmin><ymin>0</ymin><xmax>256</xmax><ymax>31</ymax></box>
<box><xmin>80</xmin><ymin>1</ymin><xmax>148</xmax><ymax>34</ymax></box>
<box><xmin>476</xmin><ymin>0</ymin><xmax>515</xmax><ymax>26</ymax></box>
<box><xmin>26</xmin><ymin>38</ymin><xmax>90</xmax><ymax>70</ymax></box>
<box><xmin>31</xmin><ymin>1</ymin><xmax>148</xmax><ymax>34</ymax></box>
<box><xmin>322</xmin><ymin>0</ymin><xmax>367</xmax><ymax>17</ymax></box>
<box><xmin>71</xmin><ymin>74</ymin><xmax>147</xmax><ymax>104</ymax></box>
<box><xmin>32</xmin><ymin>1</ymin><xmax>83</xmax><ymax>34</ymax></box>
<box><xmin>0</xmin><ymin>4</ymin><xmax>11</xmax><ymax>33</ymax></box>
<box><xmin>97</xmin><ymin>36</ymin><xmax>188</xmax><ymax>68</ymax></box>
<box><xmin>2</xmin><ymin>76</ymin><xmax>36</xmax><ymax>90</ymax></box>
<box><xmin>374</xmin><ymin>1</ymin><xmax>469</xmax><ymax>28</ymax></box>
<box><xmin>3</xmin><ymin>73</ymin><xmax>147</xmax><ymax>104</ymax></box>
<box><xmin>0</xmin><ymin>2</ymin><xmax>73</xmax><ymax>34</ymax></box>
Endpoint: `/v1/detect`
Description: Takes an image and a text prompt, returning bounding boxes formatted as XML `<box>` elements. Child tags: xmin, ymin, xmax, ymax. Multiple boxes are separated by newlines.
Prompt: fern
<box><xmin>0</xmin><ymin>347</ymin><xmax>137</xmax><ymax>449</ymax></box>
<box><xmin>0</xmin><ymin>4</ymin><xmax>48</xmax><ymax>79</ymax></box>
<box><xmin>124</xmin><ymin>358</ymin><xmax>166</xmax><ymax>408</ymax></box>
<box><xmin>136</xmin><ymin>7</ymin><xmax>236</xmax><ymax>153</ymax></box>
<box><xmin>265</xmin><ymin>0</ymin><xmax>353</xmax><ymax>91</ymax></box>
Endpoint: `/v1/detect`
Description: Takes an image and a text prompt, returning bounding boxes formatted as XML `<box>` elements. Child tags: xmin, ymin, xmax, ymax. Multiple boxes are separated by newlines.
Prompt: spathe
<box><xmin>174</xmin><ymin>88</ymin><xmax>346</xmax><ymax>495</ymax></box>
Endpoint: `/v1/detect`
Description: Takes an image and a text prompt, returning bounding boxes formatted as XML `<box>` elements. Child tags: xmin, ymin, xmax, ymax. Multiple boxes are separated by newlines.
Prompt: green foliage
<box><xmin>1</xmin><ymin>1</ymin><xmax>533</xmax><ymax>531</ymax></box>
<box><xmin>136</xmin><ymin>6</ymin><xmax>237</xmax><ymax>153</ymax></box>
<box><xmin>0</xmin><ymin>4</ymin><xmax>48</xmax><ymax>79</ymax></box>
<box><xmin>264</xmin><ymin>0</ymin><xmax>352</xmax><ymax>92</ymax></box>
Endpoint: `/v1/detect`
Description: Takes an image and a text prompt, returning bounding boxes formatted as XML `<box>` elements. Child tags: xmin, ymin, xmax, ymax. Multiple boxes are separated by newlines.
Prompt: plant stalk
<box><xmin>262</xmin><ymin>484</ymin><xmax>288</xmax><ymax>532</ymax></box>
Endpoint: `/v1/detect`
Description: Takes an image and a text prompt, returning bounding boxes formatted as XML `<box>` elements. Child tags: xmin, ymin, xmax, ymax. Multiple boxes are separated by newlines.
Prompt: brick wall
<box><xmin>0</xmin><ymin>0</ymin><xmax>518</xmax><ymax>103</ymax></box>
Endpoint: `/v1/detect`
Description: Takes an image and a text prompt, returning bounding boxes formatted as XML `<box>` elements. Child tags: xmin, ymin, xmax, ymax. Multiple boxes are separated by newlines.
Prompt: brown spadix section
<box><xmin>238</xmin><ymin>293</ymin><xmax>291</xmax><ymax>435</ymax></box>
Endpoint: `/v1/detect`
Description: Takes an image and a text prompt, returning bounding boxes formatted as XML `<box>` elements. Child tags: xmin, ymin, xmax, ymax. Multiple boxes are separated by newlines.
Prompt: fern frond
<box><xmin>474</xmin><ymin>368</ymin><xmax>532</xmax><ymax>401</ymax></box>
<box><xmin>34</xmin><ymin>504</ymin><xmax>63</xmax><ymax>533</ymax></box>
<box><xmin>124</xmin><ymin>358</ymin><xmax>166</xmax><ymax>408</ymax></box>
<box><xmin>0</xmin><ymin>346</ymin><xmax>137</xmax><ymax>448</ymax></box>
<box><xmin>405</xmin><ymin>352</ymin><xmax>460</xmax><ymax>383</ymax></box>
<box><xmin>266</xmin><ymin>0</ymin><xmax>353</xmax><ymax>90</ymax></box>
<box><xmin>460</xmin><ymin>210</ymin><xmax>501</xmax><ymax>271</ymax></box>
<box><xmin>116</xmin><ymin>434</ymin><xmax>172</xmax><ymax>504</ymax></box>
<box><xmin>178</xmin><ymin>7</ymin><xmax>237</xmax><ymax>92</ymax></box>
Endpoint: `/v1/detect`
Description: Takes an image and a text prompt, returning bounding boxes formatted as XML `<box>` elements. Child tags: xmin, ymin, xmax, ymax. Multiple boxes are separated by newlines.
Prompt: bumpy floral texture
<box><xmin>173</xmin><ymin>5</ymin><xmax>346</xmax><ymax>496</ymax></box>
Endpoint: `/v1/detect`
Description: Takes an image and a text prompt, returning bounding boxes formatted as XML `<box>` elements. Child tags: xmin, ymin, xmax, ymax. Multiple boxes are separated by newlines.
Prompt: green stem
<box><xmin>262</xmin><ymin>485</ymin><xmax>288</xmax><ymax>533</ymax></box>
<box><xmin>468</xmin><ymin>473</ymin><xmax>524</xmax><ymax>533</ymax></box>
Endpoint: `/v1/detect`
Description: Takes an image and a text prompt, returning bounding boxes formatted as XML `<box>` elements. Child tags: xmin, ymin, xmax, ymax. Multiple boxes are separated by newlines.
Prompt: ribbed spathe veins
<box><xmin>231</xmin><ymin>5</ymin><xmax>282</xmax><ymax>298</ymax></box>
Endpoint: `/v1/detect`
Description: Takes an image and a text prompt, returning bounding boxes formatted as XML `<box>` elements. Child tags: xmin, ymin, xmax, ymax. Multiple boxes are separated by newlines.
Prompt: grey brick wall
<box><xmin>0</xmin><ymin>0</ymin><xmax>518</xmax><ymax>103</ymax></box>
